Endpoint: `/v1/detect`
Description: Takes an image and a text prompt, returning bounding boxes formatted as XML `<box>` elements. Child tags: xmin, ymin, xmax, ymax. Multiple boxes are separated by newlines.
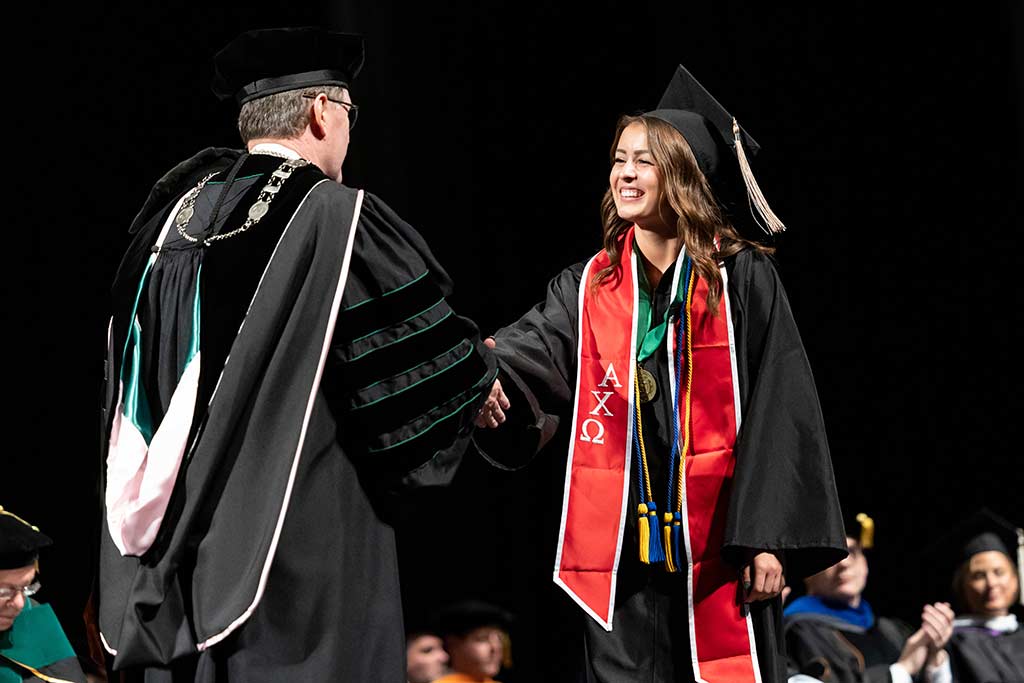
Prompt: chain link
<box><xmin>174</xmin><ymin>158</ymin><xmax>309</xmax><ymax>246</ymax></box>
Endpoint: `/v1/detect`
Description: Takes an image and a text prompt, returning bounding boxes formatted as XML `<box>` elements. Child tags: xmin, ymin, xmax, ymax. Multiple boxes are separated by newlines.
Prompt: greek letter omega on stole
<box><xmin>579</xmin><ymin>363</ymin><xmax>622</xmax><ymax>445</ymax></box>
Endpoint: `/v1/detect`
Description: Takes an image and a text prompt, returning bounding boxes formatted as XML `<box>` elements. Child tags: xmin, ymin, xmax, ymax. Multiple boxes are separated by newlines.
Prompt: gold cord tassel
<box><xmin>856</xmin><ymin>512</ymin><xmax>875</xmax><ymax>549</ymax></box>
<box><xmin>638</xmin><ymin>504</ymin><xmax>651</xmax><ymax>564</ymax></box>
<box><xmin>662</xmin><ymin>512</ymin><xmax>677</xmax><ymax>573</ymax></box>
<box><xmin>733</xmin><ymin>118</ymin><xmax>786</xmax><ymax>235</ymax></box>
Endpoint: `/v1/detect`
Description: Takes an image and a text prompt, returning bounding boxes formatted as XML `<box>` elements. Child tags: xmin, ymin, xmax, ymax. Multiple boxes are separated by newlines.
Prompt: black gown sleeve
<box><xmin>322</xmin><ymin>192</ymin><xmax>498</xmax><ymax>490</ymax></box>
<box><xmin>722</xmin><ymin>249</ymin><xmax>847</xmax><ymax>579</ymax></box>
<box><xmin>471</xmin><ymin>262</ymin><xmax>585</xmax><ymax>469</ymax></box>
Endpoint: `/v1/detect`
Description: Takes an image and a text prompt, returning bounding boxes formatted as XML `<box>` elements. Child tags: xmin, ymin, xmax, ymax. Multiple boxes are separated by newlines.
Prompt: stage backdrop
<box><xmin>3</xmin><ymin>2</ymin><xmax>1020</xmax><ymax>679</ymax></box>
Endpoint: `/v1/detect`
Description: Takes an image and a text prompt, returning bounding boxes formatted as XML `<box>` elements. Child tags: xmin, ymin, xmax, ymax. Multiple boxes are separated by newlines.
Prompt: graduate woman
<box><xmin>474</xmin><ymin>66</ymin><xmax>847</xmax><ymax>683</ymax></box>
<box><xmin>944</xmin><ymin>510</ymin><xmax>1024</xmax><ymax>682</ymax></box>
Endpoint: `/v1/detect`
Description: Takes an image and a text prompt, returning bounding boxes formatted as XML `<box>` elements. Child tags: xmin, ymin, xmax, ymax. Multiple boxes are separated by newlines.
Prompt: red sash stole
<box><xmin>553</xmin><ymin>236</ymin><xmax>639</xmax><ymax>628</ymax></box>
<box><xmin>677</xmin><ymin>265</ymin><xmax>758</xmax><ymax>682</ymax></box>
<box><xmin>556</xmin><ymin>231</ymin><xmax>758</xmax><ymax>681</ymax></box>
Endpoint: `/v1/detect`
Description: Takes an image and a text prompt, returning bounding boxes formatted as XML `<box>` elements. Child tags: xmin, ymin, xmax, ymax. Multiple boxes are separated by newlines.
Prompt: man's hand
<box><xmin>743</xmin><ymin>551</ymin><xmax>785</xmax><ymax>602</ymax></box>
<box><xmin>475</xmin><ymin>338</ymin><xmax>511</xmax><ymax>428</ymax></box>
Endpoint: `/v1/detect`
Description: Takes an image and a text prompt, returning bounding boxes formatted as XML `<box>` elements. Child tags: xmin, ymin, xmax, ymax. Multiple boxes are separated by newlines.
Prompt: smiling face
<box><xmin>804</xmin><ymin>536</ymin><xmax>869</xmax><ymax>606</ymax></box>
<box><xmin>609</xmin><ymin>122</ymin><xmax>672</xmax><ymax>233</ymax></box>
<box><xmin>961</xmin><ymin>550</ymin><xmax>1020</xmax><ymax>617</ymax></box>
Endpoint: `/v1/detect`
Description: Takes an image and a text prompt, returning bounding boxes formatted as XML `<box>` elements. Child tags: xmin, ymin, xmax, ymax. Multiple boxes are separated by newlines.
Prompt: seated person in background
<box><xmin>0</xmin><ymin>506</ymin><xmax>86</xmax><ymax>683</ymax></box>
<box><xmin>784</xmin><ymin>513</ymin><xmax>954</xmax><ymax>683</ymax></box>
<box><xmin>407</xmin><ymin>624</ymin><xmax>450</xmax><ymax>683</ymax></box>
<box><xmin>434</xmin><ymin>601</ymin><xmax>512</xmax><ymax>683</ymax></box>
<box><xmin>943</xmin><ymin>508</ymin><xmax>1024</xmax><ymax>683</ymax></box>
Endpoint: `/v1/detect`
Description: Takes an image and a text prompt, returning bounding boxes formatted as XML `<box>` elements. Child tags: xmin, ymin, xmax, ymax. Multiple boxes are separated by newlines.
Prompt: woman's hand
<box><xmin>743</xmin><ymin>551</ymin><xmax>785</xmax><ymax>602</ymax></box>
<box><xmin>896</xmin><ymin>602</ymin><xmax>954</xmax><ymax>675</ymax></box>
<box><xmin>922</xmin><ymin>602</ymin><xmax>954</xmax><ymax>669</ymax></box>
<box><xmin>475</xmin><ymin>339</ymin><xmax>511</xmax><ymax>428</ymax></box>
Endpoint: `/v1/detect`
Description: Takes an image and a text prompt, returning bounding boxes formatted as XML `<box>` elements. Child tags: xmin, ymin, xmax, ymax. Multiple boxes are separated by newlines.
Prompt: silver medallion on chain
<box><xmin>174</xmin><ymin>157</ymin><xmax>309</xmax><ymax>246</ymax></box>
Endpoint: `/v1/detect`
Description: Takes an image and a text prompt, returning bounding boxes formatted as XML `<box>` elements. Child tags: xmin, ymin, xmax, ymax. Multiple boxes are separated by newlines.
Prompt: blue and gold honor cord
<box><xmin>634</xmin><ymin>258</ymin><xmax>695</xmax><ymax>571</ymax></box>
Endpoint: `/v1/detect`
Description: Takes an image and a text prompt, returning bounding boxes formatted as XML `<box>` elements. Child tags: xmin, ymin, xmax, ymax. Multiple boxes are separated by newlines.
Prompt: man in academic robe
<box><xmin>1</xmin><ymin>507</ymin><xmax>87</xmax><ymax>683</ymax></box>
<box><xmin>96</xmin><ymin>28</ymin><xmax>497</xmax><ymax>681</ymax></box>
<box><xmin>784</xmin><ymin>514</ymin><xmax>954</xmax><ymax>683</ymax></box>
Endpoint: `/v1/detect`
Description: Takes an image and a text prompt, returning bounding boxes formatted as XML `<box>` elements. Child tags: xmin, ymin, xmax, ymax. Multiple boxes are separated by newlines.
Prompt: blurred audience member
<box><xmin>435</xmin><ymin>600</ymin><xmax>512</xmax><ymax>683</ymax></box>
<box><xmin>784</xmin><ymin>513</ymin><xmax>954</xmax><ymax>683</ymax></box>
<box><xmin>943</xmin><ymin>509</ymin><xmax>1024</xmax><ymax>682</ymax></box>
<box><xmin>0</xmin><ymin>506</ymin><xmax>86</xmax><ymax>683</ymax></box>
<box><xmin>407</xmin><ymin>626</ymin><xmax>450</xmax><ymax>683</ymax></box>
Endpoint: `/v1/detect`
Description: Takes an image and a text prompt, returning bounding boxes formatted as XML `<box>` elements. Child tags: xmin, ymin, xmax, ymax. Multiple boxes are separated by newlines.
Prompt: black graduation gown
<box><xmin>474</xmin><ymin>248</ymin><xmax>846</xmax><ymax>683</ymax></box>
<box><xmin>783</xmin><ymin>612</ymin><xmax>911</xmax><ymax>683</ymax></box>
<box><xmin>948</xmin><ymin>623</ymin><xmax>1024</xmax><ymax>683</ymax></box>
<box><xmin>97</xmin><ymin>150</ymin><xmax>496</xmax><ymax>681</ymax></box>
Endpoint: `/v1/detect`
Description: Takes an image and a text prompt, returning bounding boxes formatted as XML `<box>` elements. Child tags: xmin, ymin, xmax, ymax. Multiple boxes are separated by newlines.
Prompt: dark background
<box><xmin>3</xmin><ymin>1</ymin><xmax>1021</xmax><ymax>679</ymax></box>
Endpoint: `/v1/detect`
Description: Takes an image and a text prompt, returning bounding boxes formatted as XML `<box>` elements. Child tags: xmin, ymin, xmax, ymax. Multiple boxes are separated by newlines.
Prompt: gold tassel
<box><xmin>638</xmin><ymin>504</ymin><xmax>651</xmax><ymax>564</ymax></box>
<box><xmin>856</xmin><ymin>512</ymin><xmax>875</xmax><ymax>549</ymax></box>
<box><xmin>733</xmin><ymin>118</ymin><xmax>786</xmax><ymax>235</ymax></box>
<box><xmin>662</xmin><ymin>512</ymin><xmax>677</xmax><ymax>573</ymax></box>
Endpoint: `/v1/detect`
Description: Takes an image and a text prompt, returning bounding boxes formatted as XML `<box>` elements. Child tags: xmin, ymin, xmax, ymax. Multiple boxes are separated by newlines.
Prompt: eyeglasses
<box><xmin>302</xmin><ymin>93</ymin><xmax>359</xmax><ymax>130</ymax></box>
<box><xmin>0</xmin><ymin>581</ymin><xmax>40</xmax><ymax>603</ymax></box>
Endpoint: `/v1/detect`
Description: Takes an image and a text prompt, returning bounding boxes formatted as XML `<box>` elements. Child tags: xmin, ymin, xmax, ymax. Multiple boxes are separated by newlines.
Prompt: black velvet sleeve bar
<box><xmin>323</xmin><ymin>193</ymin><xmax>497</xmax><ymax>489</ymax></box>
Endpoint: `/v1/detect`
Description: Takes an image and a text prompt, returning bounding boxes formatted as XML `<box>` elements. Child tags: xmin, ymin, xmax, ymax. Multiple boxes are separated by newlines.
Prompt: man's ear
<box><xmin>309</xmin><ymin>94</ymin><xmax>329</xmax><ymax>139</ymax></box>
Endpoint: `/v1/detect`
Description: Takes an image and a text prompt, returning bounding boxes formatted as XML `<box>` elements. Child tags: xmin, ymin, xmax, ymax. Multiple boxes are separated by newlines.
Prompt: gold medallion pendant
<box><xmin>637</xmin><ymin>365</ymin><xmax>658</xmax><ymax>403</ymax></box>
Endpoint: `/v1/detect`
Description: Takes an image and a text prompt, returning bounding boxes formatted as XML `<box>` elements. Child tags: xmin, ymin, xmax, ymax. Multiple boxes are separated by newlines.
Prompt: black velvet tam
<box><xmin>211</xmin><ymin>27</ymin><xmax>364</xmax><ymax>106</ymax></box>
<box><xmin>0</xmin><ymin>506</ymin><xmax>51</xmax><ymax>569</ymax></box>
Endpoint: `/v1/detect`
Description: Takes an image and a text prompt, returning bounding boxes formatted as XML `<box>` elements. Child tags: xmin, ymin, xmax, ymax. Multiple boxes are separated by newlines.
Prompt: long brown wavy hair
<box><xmin>593</xmin><ymin>114</ymin><xmax>771</xmax><ymax>311</ymax></box>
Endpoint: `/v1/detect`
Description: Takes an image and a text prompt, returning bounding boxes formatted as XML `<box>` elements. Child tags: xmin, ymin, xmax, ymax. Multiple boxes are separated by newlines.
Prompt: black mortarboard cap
<box><xmin>437</xmin><ymin>600</ymin><xmax>514</xmax><ymax>637</ymax></box>
<box><xmin>0</xmin><ymin>506</ymin><xmax>52</xmax><ymax>570</ymax></box>
<box><xmin>924</xmin><ymin>508</ymin><xmax>1023</xmax><ymax>607</ymax></box>
<box><xmin>211</xmin><ymin>27</ymin><xmax>364</xmax><ymax>107</ymax></box>
<box><xmin>950</xmin><ymin>508</ymin><xmax>1022</xmax><ymax>567</ymax></box>
<box><xmin>646</xmin><ymin>65</ymin><xmax>786</xmax><ymax>235</ymax></box>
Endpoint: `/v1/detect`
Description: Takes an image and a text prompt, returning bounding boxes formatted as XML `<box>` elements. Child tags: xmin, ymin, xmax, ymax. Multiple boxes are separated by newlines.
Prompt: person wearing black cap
<box><xmin>473</xmin><ymin>65</ymin><xmax>845</xmax><ymax>682</ymax></box>
<box><xmin>783</xmin><ymin>513</ymin><xmax>955</xmax><ymax>683</ymax></box>
<box><xmin>1</xmin><ymin>506</ymin><xmax>87</xmax><ymax>683</ymax></box>
<box><xmin>434</xmin><ymin>601</ymin><xmax>512</xmax><ymax>683</ymax></box>
<box><xmin>942</xmin><ymin>509</ymin><xmax>1024</xmax><ymax>682</ymax></box>
<box><xmin>95</xmin><ymin>26</ymin><xmax>498</xmax><ymax>681</ymax></box>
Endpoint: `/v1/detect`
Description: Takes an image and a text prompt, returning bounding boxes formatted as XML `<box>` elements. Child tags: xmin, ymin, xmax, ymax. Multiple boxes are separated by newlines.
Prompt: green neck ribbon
<box><xmin>635</xmin><ymin>247</ymin><xmax>686</xmax><ymax>362</ymax></box>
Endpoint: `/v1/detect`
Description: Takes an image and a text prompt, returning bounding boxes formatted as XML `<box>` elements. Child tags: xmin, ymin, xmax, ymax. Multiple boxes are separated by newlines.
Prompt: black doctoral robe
<box><xmin>784</xmin><ymin>611</ymin><xmax>912</xmax><ymax>683</ymax></box>
<box><xmin>474</xmin><ymin>248</ymin><xmax>846</xmax><ymax>683</ymax></box>
<box><xmin>948</xmin><ymin>621</ymin><xmax>1024</xmax><ymax>683</ymax></box>
<box><xmin>97</xmin><ymin>150</ymin><xmax>496</xmax><ymax>681</ymax></box>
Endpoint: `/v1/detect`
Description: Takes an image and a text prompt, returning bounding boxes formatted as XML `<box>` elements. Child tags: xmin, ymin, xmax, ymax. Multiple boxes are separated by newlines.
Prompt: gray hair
<box><xmin>237</xmin><ymin>85</ymin><xmax>348</xmax><ymax>143</ymax></box>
